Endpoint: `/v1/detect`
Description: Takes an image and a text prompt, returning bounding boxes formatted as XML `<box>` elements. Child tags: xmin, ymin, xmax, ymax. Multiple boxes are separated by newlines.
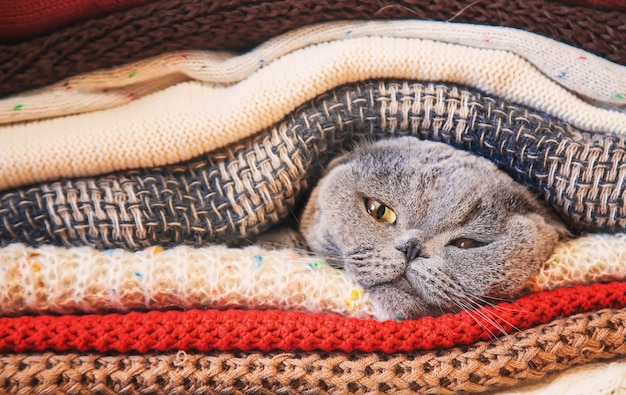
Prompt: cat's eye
<box><xmin>365</xmin><ymin>198</ymin><xmax>397</xmax><ymax>224</ymax></box>
<box><xmin>449</xmin><ymin>238</ymin><xmax>487</xmax><ymax>249</ymax></box>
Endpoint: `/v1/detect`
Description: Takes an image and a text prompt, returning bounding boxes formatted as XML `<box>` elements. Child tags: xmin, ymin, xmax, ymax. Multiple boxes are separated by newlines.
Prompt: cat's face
<box><xmin>300</xmin><ymin>137</ymin><xmax>567</xmax><ymax>321</ymax></box>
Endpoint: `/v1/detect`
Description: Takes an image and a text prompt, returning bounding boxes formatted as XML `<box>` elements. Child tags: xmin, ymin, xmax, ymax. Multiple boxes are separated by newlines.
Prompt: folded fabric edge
<box><xmin>0</xmin><ymin>0</ymin><xmax>624</xmax><ymax>98</ymax></box>
<box><xmin>2</xmin><ymin>19</ymin><xmax>624</xmax><ymax>125</ymax></box>
<box><xmin>0</xmin><ymin>281</ymin><xmax>624</xmax><ymax>354</ymax></box>
<box><xmin>3</xmin><ymin>81</ymin><xmax>626</xmax><ymax>250</ymax></box>
<box><xmin>2</xmin><ymin>41</ymin><xmax>626</xmax><ymax>192</ymax></box>
<box><xmin>1</xmin><ymin>307</ymin><xmax>625</xmax><ymax>394</ymax></box>
<box><xmin>2</xmin><ymin>233</ymin><xmax>626</xmax><ymax>318</ymax></box>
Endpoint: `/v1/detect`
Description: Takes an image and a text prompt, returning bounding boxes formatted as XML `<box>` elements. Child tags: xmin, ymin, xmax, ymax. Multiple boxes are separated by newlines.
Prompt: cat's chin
<box><xmin>368</xmin><ymin>283</ymin><xmax>430</xmax><ymax>321</ymax></box>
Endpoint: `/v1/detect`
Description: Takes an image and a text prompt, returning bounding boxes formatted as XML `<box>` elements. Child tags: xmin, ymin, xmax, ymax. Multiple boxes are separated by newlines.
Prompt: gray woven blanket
<box><xmin>2</xmin><ymin>80</ymin><xmax>624</xmax><ymax>250</ymax></box>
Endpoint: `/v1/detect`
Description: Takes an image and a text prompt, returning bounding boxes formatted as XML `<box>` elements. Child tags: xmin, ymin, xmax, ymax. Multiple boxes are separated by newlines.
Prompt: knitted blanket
<box><xmin>0</xmin><ymin>0</ymin><xmax>624</xmax><ymax>97</ymax></box>
<box><xmin>1</xmin><ymin>234</ymin><xmax>625</xmax><ymax>317</ymax></box>
<box><xmin>2</xmin><ymin>308</ymin><xmax>624</xmax><ymax>394</ymax></box>
<box><xmin>3</xmin><ymin>0</ymin><xmax>624</xmax><ymax>44</ymax></box>
<box><xmin>1</xmin><ymin>2</ymin><xmax>625</xmax><ymax>393</ymax></box>
<box><xmin>3</xmin><ymin>81</ymin><xmax>626</xmax><ymax>254</ymax></box>
<box><xmin>4</xmin><ymin>39</ymin><xmax>625</xmax><ymax>193</ymax></box>
<box><xmin>4</xmin><ymin>20</ymin><xmax>624</xmax><ymax>126</ymax></box>
<box><xmin>2</xmin><ymin>80</ymin><xmax>626</xmax><ymax>392</ymax></box>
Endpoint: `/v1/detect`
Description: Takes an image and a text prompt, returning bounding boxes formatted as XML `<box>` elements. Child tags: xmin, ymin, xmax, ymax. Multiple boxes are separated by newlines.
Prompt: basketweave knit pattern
<box><xmin>1</xmin><ymin>307</ymin><xmax>625</xmax><ymax>394</ymax></box>
<box><xmin>0</xmin><ymin>0</ymin><xmax>624</xmax><ymax>97</ymax></box>
<box><xmin>1</xmin><ymin>281</ymin><xmax>624</xmax><ymax>354</ymax></box>
<box><xmin>2</xmin><ymin>80</ymin><xmax>626</xmax><ymax>251</ymax></box>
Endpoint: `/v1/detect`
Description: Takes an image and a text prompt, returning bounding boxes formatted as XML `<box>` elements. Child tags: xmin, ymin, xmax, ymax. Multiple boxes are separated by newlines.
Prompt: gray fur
<box><xmin>299</xmin><ymin>137</ymin><xmax>568</xmax><ymax>321</ymax></box>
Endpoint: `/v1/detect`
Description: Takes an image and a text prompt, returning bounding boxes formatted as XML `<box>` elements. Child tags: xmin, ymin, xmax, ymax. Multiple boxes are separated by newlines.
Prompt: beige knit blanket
<box><xmin>3</xmin><ymin>20</ymin><xmax>624</xmax><ymax>126</ymax></box>
<box><xmin>2</xmin><ymin>234</ymin><xmax>625</xmax><ymax>318</ymax></box>
<box><xmin>2</xmin><ymin>35</ymin><xmax>626</xmax><ymax>192</ymax></box>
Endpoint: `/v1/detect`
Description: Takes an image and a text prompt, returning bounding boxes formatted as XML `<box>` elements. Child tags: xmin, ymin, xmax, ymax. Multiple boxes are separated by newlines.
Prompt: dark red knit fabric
<box><xmin>0</xmin><ymin>0</ymin><xmax>624</xmax><ymax>97</ymax></box>
<box><xmin>555</xmin><ymin>0</ymin><xmax>626</xmax><ymax>9</ymax></box>
<box><xmin>0</xmin><ymin>0</ymin><xmax>157</xmax><ymax>42</ymax></box>
<box><xmin>0</xmin><ymin>282</ymin><xmax>624</xmax><ymax>354</ymax></box>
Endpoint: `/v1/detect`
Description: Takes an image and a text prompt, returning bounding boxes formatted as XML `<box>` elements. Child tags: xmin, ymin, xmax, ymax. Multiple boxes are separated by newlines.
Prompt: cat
<box><xmin>295</xmin><ymin>137</ymin><xmax>569</xmax><ymax>321</ymax></box>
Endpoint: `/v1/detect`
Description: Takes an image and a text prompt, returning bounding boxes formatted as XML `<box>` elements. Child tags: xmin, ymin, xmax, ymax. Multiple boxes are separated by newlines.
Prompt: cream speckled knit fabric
<box><xmin>1</xmin><ymin>234</ymin><xmax>625</xmax><ymax>318</ymax></box>
<box><xmin>533</xmin><ymin>234</ymin><xmax>626</xmax><ymax>291</ymax></box>
<box><xmin>0</xmin><ymin>243</ymin><xmax>375</xmax><ymax>318</ymax></box>
<box><xmin>3</xmin><ymin>20</ymin><xmax>624</xmax><ymax>125</ymax></box>
<box><xmin>2</xmin><ymin>37</ymin><xmax>626</xmax><ymax>192</ymax></box>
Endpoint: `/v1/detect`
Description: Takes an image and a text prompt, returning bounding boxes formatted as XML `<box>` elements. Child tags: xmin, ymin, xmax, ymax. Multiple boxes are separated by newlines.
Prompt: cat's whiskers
<box><xmin>478</xmin><ymin>294</ymin><xmax>527</xmax><ymax>316</ymax></box>
<box><xmin>346</xmin><ymin>247</ymin><xmax>375</xmax><ymax>257</ymax></box>
<box><xmin>461</xmin><ymin>292</ymin><xmax>520</xmax><ymax>336</ymax></box>
<box><xmin>466</xmin><ymin>293</ymin><xmax>527</xmax><ymax>315</ymax></box>
<box><xmin>427</xmin><ymin>274</ymin><xmax>510</xmax><ymax>339</ymax></box>
<box><xmin>287</xmin><ymin>206</ymin><xmax>301</xmax><ymax>226</ymax></box>
<box><xmin>340</xmin><ymin>248</ymin><xmax>377</xmax><ymax>269</ymax></box>
<box><xmin>459</xmin><ymin>298</ymin><xmax>514</xmax><ymax>340</ymax></box>
<box><xmin>433</xmin><ymin>299</ymin><xmax>446</xmax><ymax>317</ymax></box>
<box><xmin>449</xmin><ymin>298</ymin><xmax>499</xmax><ymax>340</ymax></box>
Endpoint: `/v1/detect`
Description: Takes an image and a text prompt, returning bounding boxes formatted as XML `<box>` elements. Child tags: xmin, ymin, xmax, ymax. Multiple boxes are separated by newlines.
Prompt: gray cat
<box><xmin>297</xmin><ymin>137</ymin><xmax>568</xmax><ymax>321</ymax></box>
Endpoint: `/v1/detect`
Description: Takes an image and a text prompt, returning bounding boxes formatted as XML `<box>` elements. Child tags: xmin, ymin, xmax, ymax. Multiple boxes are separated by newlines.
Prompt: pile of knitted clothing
<box><xmin>1</xmin><ymin>1</ymin><xmax>626</xmax><ymax>393</ymax></box>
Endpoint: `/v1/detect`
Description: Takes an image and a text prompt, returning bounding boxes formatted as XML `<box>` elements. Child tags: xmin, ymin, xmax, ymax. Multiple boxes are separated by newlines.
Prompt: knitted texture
<box><xmin>557</xmin><ymin>0</ymin><xmax>626</xmax><ymax>9</ymax></box>
<box><xmin>0</xmin><ymin>243</ymin><xmax>374</xmax><ymax>318</ymax></box>
<box><xmin>1</xmin><ymin>310</ymin><xmax>625</xmax><ymax>395</ymax></box>
<box><xmin>3</xmin><ymin>81</ymin><xmax>626</xmax><ymax>252</ymax></box>
<box><xmin>4</xmin><ymin>269</ymin><xmax>623</xmax><ymax>393</ymax></box>
<box><xmin>3</xmin><ymin>20</ymin><xmax>625</xmax><ymax>126</ymax></box>
<box><xmin>0</xmin><ymin>0</ymin><xmax>156</xmax><ymax>42</ymax></box>
<box><xmin>0</xmin><ymin>281</ymin><xmax>624</xmax><ymax>353</ymax></box>
<box><xmin>534</xmin><ymin>234</ymin><xmax>626</xmax><ymax>290</ymax></box>
<box><xmin>4</xmin><ymin>40</ymin><xmax>625</xmax><ymax>192</ymax></box>
<box><xmin>0</xmin><ymin>0</ymin><xmax>624</xmax><ymax>97</ymax></box>
<box><xmin>498</xmin><ymin>360</ymin><xmax>626</xmax><ymax>395</ymax></box>
<box><xmin>1</xmin><ymin>234</ymin><xmax>626</xmax><ymax>317</ymax></box>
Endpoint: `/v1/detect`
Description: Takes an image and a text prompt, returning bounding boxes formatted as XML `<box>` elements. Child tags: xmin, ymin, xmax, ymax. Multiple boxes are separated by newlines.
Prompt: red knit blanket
<box><xmin>2</xmin><ymin>281</ymin><xmax>624</xmax><ymax>354</ymax></box>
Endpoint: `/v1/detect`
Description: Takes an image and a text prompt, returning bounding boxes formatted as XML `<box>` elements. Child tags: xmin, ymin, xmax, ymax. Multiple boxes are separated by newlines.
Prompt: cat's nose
<box><xmin>397</xmin><ymin>238</ymin><xmax>423</xmax><ymax>263</ymax></box>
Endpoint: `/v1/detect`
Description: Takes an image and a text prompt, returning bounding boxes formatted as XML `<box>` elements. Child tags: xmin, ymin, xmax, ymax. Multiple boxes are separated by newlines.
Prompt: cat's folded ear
<box><xmin>324</xmin><ymin>139</ymin><xmax>378</xmax><ymax>174</ymax></box>
<box><xmin>500</xmin><ymin>182</ymin><xmax>573</xmax><ymax>241</ymax></box>
<box><xmin>531</xmin><ymin>199</ymin><xmax>573</xmax><ymax>240</ymax></box>
<box><xmin>544</xmin><ymin>212</ymin><xmax>573</xmax><ymax>240</ymax></box>
<box><xmin>324</xmin><ymin>151</ymin><xmax>355</xmax><ymax>175</ymax></box>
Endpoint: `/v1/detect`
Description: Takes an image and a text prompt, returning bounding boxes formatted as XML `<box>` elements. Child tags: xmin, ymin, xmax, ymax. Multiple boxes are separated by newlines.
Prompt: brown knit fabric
<box><xmin>1</xmin><ymin>308</ymin><xmax>625</xmax><ymax>394</ymax></box>
<box><xmin>0</xmin><ymin>0</ymin><xmax>624</xmax><ymax>98</ymax></box>
<box><xmin>556</xmin><ymin>0</ymin><xmax>626</xmax><ymax>10</ymax></box>
<box><xmin>0</xmin><ymin>0</ymin><xmax>157</xmax><ymax>42</ymax></box>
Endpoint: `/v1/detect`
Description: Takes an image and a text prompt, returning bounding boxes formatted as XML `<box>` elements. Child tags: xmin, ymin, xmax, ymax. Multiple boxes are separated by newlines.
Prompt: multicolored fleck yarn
<box><xmin>1</xmin><ymin>234</ymin><xmax>625</xmax><ymax>318</ymax></box>
<box><xmin>0</xmin><ymin>0</ymin><xmax>624</xmax><ymax>97</ymax></box>
<box><xmin>3</xmin><ymin>39</ymin><xmax>625</xmax><ymax>193</ymax></box>
<box><xmin>2</xmin><ymin>20</ymin><xmax>624</xmax><ymax>126</ymax></box>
